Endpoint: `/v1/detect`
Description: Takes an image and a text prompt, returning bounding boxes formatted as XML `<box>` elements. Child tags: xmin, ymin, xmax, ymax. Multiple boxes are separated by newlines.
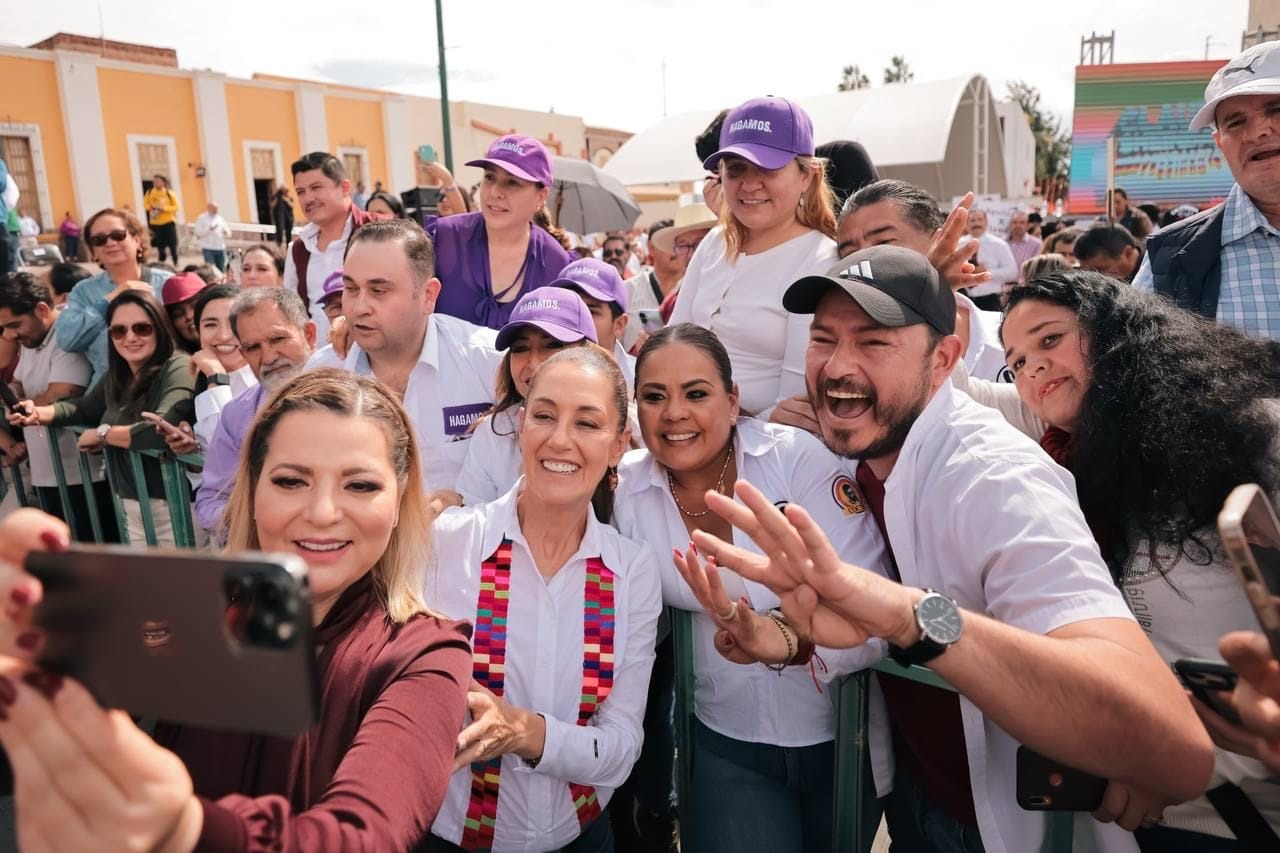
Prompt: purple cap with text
<box><xmin>550</xmin><ymin>257</ymin><xmax>629</xmax><ymax>312</ymax></box>
<box><xmin>702</xmin><ymin>96</ymin><xmax>815</xmax><ymax>172</ymax></box>
<box><xmin>494</xmin><ymin>286</ymin><xmax>597</xmax><ymax>350</ymax></box>
<box><xmin>465</xmin><ymin>134</ymin><xmax>554</xmax><ymax>187</ymax></box>
<box><xmin>319</xmin><ymin>269</ymin><xmax>344</xmax><ymax>304</ymax></box>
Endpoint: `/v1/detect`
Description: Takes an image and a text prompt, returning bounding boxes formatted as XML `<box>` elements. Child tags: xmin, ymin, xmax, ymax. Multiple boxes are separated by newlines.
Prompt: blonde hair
<box><xmin>1021</xmin><ymin>252</ymin><xmax>1072</xmax><ymax>283</ymax></box>
<box><xmin>719</xmin><ymin>157</ymin><xmax>837</xmax><ymax>261</ymax></box>
<box><xmin>223</xmin><ymin>368</ymin><xmax>435</xmax><ymax>624</ymax></box>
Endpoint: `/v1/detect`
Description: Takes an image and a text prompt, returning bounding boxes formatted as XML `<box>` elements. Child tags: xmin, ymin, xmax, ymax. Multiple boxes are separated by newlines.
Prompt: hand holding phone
<box><xmin>1173</xmin><ymin>658</ymin><xmax>1240</xmax><ymax>724</ymax></box>
<box><xmin>1219</xmin><ymin>484</ymin><xmax>1280</xmax><ymax>659</ymax></box>
<box><xmin>0</xmin><ymin>380</ymin><xmax>30</xmax><ymax>416</ymax></box>
<box><xmin>1016</xmin><ymin>746</ymin><xmax>1106</xmax><ymax>811</ymax></box>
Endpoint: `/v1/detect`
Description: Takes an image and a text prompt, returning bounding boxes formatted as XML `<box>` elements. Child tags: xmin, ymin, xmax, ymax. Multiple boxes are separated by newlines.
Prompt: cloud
<box><xmin>310</xmin><ymin>58</ymin><xmax>500</xmax><ymax>90</ymax></box>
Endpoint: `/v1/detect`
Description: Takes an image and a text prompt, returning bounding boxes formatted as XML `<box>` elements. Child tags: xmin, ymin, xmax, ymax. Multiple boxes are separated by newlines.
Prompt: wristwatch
<box><xmin>96</xmin><ymin>423</ymin><xmax>111</xmax><ymax>442</ymax></box>
<box><xmin>888</xmin><ymin>590</ymin><xmax>963</xmax><ymax>666</ymax></box>
<box><xmin>209</xmin><ymin>373</ymin><xmax>231</xmax><ymax>387</ymax></box>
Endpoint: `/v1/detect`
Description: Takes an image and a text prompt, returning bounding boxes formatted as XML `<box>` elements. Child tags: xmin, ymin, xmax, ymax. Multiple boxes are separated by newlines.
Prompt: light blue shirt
<box><xmin>54</xmin><ymin>267</ymin><xmax>170</xmax><ymax>386</ymax></box>
<box><xmin>1134</xmin><ymin>183</ymin><xmax>1280</xmax><ymax>340</ymax></box>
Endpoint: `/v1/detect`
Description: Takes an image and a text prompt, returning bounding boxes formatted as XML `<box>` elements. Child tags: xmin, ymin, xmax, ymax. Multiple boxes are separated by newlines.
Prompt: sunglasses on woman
<box><xmin>88</xmin><ymin>229</ymin><xmax>130</xmax><ymax>247</ymax></box>
<box><xmin>108</xmin><ymin>322</ymin><xmax>155</xmax><ymax>340</ymax></box>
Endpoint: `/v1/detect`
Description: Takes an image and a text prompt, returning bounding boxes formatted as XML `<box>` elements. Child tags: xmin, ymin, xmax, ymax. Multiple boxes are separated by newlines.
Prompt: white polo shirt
<box><xmin>428</xmin><ymin>484</ymin><xmax>662</xmax><ymax>851</ymax></box>
<box><xmin>614</xmin><ymin>418</ymin><xmax>887</xmax><ymax>747</ymax></box>
<box><xmin>954</xmin><ymin>292</ymin><xmax>1011</xmax><ymax>384</ymax></box>
<box><xmin>306</xmin><ymin>312</ymin><xmax>501</xmax><ymax>492</ymax></box>
<box><xmin>282</xmin><ymin>215</ymin><xmax>354</xmax><ymax>339</ymax></box>
<box><xmin>14</xmin><ymin>320</ymin><xmax>97</xmax><ymax>487</ymax></box>
<box><xmin>867</xmin><ymin>381</ymin><xmax>1134</xmax><ymax>853</ymax></box>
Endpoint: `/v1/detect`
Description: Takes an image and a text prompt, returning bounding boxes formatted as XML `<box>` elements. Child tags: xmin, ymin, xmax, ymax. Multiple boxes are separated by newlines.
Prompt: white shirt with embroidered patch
<box><xmin>282</xmin><ymin>214</ymin><xmax>354</xmax><ymax>339</ymax></box>
<box><xmin>428</xmin><ymin>484</ymin><xmax>662</xmax><ymax>852</ymax></box>
<box><xmin>306</xmin><ymin>312</ymin><xmax>501</xmax><ymax>492</ymax></box>
<box><xmin>868</xmin><ymin>381</ymin><xmax>1136</xmax><ymax>853</ymax></box>
<box><xmin>614</xmin><ymin>418</ymin><xmax>888</xmax><ymax>747</ymax></box>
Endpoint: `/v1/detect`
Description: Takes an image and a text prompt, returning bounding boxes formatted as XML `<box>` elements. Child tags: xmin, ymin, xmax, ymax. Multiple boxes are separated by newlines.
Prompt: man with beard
<box><xmin>193</xmin><ymin>287</ymin><xmax>317</xmax><ymax>537</ymax></box>
<box><xmin>677</xmin><ymin>245</ymin><xmax>1214</xmax><ymax>852</ymax></box>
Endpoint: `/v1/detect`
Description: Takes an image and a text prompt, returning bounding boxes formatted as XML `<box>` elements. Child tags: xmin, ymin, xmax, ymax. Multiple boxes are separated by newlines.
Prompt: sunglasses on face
<box><xmin>109</xmin><ymin>322</ymin><xmax>155</xmax><ymax>341</ymax></box>
<box><xmin>89</xmin><ymin>229</ymin><xmax>130</xmax><ymax>247</ymax></box>
<box><xmin>603</xmin><ymin>248</ymin><xmax>627</xmax><ymax>259</ymax></box>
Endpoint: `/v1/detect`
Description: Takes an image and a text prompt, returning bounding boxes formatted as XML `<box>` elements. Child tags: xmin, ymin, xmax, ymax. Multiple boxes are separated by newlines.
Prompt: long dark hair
<box><xmin>105</xmin><ymin>290</ymin><xmax>179</xmax><ymax>414</ymax></box>
<box><xmin>1001</xmin><ymin>270</ymin><xmax>1280</xmax><ymax>577</ymax></box>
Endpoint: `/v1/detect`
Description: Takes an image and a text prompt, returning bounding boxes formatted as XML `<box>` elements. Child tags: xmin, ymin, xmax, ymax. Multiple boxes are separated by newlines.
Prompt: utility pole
<box><xmin>662</xmin><ymin>57</ymin><xmax>668</xmax><ymax>117</ymax></box>
<box><xmin>435</xmin><ymin>0</ymin><xmax>454</xmax><ymax>172</ymax></box>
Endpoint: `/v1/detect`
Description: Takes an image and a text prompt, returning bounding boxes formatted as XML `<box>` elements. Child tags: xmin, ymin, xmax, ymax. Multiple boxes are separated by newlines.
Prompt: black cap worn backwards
<box><xmin>782</xmin><ymin>244</ymin><xmax>956</xmax><ymax>335</ymax></box>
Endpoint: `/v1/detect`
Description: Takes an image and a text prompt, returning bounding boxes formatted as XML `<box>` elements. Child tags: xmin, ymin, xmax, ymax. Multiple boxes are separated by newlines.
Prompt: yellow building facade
<box><xmin>0</xmin><ymin>40</ymin><xmax>593</xmax><ymax>230</ymax></box>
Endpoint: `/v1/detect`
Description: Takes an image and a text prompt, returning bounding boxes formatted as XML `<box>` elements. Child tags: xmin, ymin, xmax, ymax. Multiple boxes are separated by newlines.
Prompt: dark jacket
<box><xmin>1144</xmin><ymin>202</ymin><xmax>1226</xmax><ymax>319</ymax></box>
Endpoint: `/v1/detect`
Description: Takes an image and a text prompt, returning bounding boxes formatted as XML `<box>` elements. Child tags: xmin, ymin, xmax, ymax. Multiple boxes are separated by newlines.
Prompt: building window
<box><xmin>1</xmin><ymin>136</ymin><xmax>40</xmax><ymax>229</ymax></box>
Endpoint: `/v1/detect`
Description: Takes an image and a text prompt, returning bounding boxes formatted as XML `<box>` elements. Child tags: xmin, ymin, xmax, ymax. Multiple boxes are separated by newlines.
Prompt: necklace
<box><xmin>668</xmin><ymin>444</ymin><xmax>734</xmax><ymax>518</ymax></box>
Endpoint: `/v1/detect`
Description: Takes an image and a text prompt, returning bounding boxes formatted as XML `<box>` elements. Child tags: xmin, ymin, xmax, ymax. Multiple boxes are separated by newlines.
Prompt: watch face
<box><xmin>918</xmin><ymin>594</ymin><xmax>963</xmax><ymax>645</ymax></box>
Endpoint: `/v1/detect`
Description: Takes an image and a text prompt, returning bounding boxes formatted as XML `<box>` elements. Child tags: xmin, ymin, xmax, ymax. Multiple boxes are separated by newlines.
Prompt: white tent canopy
<box><xmin>604</xmin><ymin>75</ymin><xmax>1011</xmax><ymax>202</ymax></box>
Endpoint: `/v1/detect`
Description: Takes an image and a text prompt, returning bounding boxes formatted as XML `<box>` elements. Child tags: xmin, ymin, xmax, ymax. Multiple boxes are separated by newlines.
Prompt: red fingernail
<box><xmin>9</xmin><ymin>585</ymin><xmax>31</xmax><ymax>607</ymax></box>
<box><xmin>672</xmin><ymin>548</ymin><xmax>681</xmax><ymax>560</ymax></box>
<box><xmin>39</xmin><ymin>530</ymin><xmax>69</xmax><ymax>553</ymax></box>
<box><xmin>0</xmin><ymin>676</ymin><xmax>15</xmax><ymax>706</ymax></box>
<box><xmin>21</xmin><ymin>670</ymin><xmax>62</xmax><ymax>700</ymax></box>
<box><xmin>689</xmin><ymin>542</ymin><xmax>698</xmax><ymax>556</ymax></box>
<box><xmin>15</xmin><ymin>630</ymin><xmax>41</xmax><ymax>652</ymax></box>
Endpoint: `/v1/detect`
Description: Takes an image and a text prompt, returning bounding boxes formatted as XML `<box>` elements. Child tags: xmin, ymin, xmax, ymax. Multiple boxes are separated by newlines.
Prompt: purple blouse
<box><xmin>426</xmin><ymin>212</ymin><xmax>573</xmax><ymax>330</ymax></box>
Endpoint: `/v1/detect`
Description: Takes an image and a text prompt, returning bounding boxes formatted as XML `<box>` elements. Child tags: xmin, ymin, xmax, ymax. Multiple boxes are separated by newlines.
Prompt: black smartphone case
<box><xmin>1016</xmin><ymin>746</ymin><xmax>1107</xmax><ymax>811</ymax></box>
<box><xmin>28</xmin><ymin>546</ymin><xmax>318</xmax><ymax>737</ymax></box>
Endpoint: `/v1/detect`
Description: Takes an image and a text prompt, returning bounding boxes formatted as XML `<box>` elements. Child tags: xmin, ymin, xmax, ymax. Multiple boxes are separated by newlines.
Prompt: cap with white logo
<box><xmin>783</xmin><ymin>245</ymin><xmax>956</xmax><ymax>335</ymax></box>
<box><xmin>494</xmin><ymin>286</ymin><xmax>598</xmax><ymax>351</ymax></box>
<box><xmin>702</xmin><ymin>96</ymin><xmax>816</xmax><ymax>172</ymax></box>
<box><xmin>465</xmin><ymin>134</ymin><xmax>554</xmax><ymax>186</ymax></box>
<box><xmin>550</xmin><ymin>257</ymin><xmax>629</xmax><ymax>312</ymax></box>
<box><xmin>1190</xmin><ymin>40</ymin><xmax>1280</xmax><ymax>131</ymax></box>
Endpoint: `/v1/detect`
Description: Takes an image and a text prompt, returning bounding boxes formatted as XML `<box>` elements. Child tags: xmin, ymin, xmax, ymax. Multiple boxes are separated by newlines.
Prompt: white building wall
<box><xmin>996</xmin><ymin>100</ymin><xmax>1037</xmax><ymax>200</ymax></box>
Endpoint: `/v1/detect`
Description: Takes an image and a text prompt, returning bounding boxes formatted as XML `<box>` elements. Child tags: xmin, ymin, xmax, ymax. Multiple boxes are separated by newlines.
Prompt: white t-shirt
<box><xmin>428</xmin><ymin>484</ymin><xmax>662</xmax><ymax>851</ymax></box>
<box><xmin>14</xmin><ymin>320</ymin><xmax>96</xmax><ymax>487</ymax></box>
<box><xmin>614</xmin><ymin>418</ymin><xmax>887</xmax><ymax>747</ymax></box>
<box><xmin>670</xmin><ymin>227</ymin><xmax>837</xmax><ymax>417</ymax></box>
<box><xmin>306</xmin><ymin>313</ymin><xmax>501</xmax><ymax>492</ymax></box>
<box><xmin>283</xmin><ymin>215</ymin><xmax>354</xmax><ymax>339</ymax></box>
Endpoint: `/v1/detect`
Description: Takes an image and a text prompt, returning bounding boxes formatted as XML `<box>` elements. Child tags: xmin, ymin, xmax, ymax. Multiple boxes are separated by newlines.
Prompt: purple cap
<box><xmin>550</xmin><ymin>258</ymin><xmax>629</xmax><ymax>313</ymax></box>
<box><xmin>494</xmin><ymin>286</ymin><xmax>597</xmax><ymax>350</ymax></box>
<box><xmin>465</xmin><ymin>134</ymin><xmax>554</xmax><ymax>187</ymax></box>
<box><xmin>702</xmin><ymin>96</ymin><xmax>815</xmax><ymax>172</ymax></box>
<box><xmin>319</xmin><ymin>269</ymin><xmax>344</xmax><ymax>304</ymax></box>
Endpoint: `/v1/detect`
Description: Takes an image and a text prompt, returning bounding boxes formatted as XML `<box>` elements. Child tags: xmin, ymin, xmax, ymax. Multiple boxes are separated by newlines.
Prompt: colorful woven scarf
<box><xmin>459</xmin><ymin>537</ymin><xmax>616</xmax><ymax>851</ymax></box>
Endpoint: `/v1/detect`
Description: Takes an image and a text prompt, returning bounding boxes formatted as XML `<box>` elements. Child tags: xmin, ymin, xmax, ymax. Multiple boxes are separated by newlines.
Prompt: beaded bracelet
<box><xmin>764</xmin><ymin>611</ymin><xmax>794</xmax><ymax>674</ymax></box>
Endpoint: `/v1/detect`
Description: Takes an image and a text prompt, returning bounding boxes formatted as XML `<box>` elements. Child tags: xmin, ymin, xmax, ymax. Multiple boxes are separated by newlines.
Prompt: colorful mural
<box><xmin>1068</xmin><ymin>61</ymin><xmax>1236</xmax><ymax>214</ymax></box>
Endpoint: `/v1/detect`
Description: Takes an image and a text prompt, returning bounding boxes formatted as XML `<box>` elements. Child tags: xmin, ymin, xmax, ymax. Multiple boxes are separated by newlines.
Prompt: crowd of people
<box><xmin>0</xmin><ymin>38</ymin><xmax>1279</xmax><ymax>853</ymax></box>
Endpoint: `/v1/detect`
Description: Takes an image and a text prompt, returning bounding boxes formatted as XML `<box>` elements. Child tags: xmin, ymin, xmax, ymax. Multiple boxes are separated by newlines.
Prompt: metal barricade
<box><xmin>673</xmin><ymin>609</ymin><xmax>1074</xmax><ymax>853</ymax></box>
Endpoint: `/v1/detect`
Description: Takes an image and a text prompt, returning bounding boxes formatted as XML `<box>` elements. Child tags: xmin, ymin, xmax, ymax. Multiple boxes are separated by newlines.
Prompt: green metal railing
<box><xmin>672</xmin><ymin>610</ymin><xmax>1075</xmax><ymax>853</ymax></box>
<box><xmin>15</xmin><ymin>425</ymin><xmax>204</xmax><ymax>548</ymax></box>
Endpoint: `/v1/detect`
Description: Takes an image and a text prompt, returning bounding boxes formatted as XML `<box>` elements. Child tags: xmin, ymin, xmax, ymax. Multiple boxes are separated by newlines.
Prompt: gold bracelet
<box><xmin>764</xmin><ymin>611</ymin><xmax>793</xmax><ymax>673</ymax></box>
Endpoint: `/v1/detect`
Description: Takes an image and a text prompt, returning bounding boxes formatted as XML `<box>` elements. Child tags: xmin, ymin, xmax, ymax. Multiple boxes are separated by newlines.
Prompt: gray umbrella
<box><xmin>549</xmin><ymin>156</ymin><xmax>642</xmax><ymax>234</ymax></box>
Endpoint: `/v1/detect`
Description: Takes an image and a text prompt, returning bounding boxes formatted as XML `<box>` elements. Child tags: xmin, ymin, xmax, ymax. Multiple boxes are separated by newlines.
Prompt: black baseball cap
<box><xmin>782</xmin><ymin>245</ymin><xmax>956</xmax><ymax>335</ymax></box>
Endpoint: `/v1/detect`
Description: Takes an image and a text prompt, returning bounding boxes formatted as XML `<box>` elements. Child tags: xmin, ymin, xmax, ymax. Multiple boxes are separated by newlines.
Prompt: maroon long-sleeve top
<box><xmin>154</xmin><ymin>573</ymin><xmax>472</xmax><ymax>851</ymax></box>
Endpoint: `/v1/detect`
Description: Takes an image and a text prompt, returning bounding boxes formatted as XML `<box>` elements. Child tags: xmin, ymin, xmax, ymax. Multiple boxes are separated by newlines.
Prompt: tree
<box><xmin>883</xmin><ymin>56</ymin><xmax>914</xmax><ymax>84</ymax></box>
<box><xmin>839</xmin><ymin>65</ymin><xmax>871</xmax><ymax>92</ymax></box>
<box><xmin>1007</xmin><ymin>80</ymin><xmax>1072</xmax><ymax>201</ymax></box>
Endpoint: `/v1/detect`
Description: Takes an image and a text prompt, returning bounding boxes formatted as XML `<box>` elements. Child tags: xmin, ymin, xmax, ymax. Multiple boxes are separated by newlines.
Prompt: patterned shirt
<box><xmin>1134</xmin><ymin>182</ymin><xmax>1280</xmax><ymax>339</ymax></box>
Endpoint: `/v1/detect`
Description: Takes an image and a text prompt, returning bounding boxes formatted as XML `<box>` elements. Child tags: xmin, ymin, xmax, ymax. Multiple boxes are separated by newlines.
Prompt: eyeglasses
<box><xmin>89</xmin><ymin>229</ymin><xmax>129</xmax><ymax>247</ymax></box>
<box><xmin>108</xmin><ymin>321</ymin><xmax>155</xmax><ymax>340</ymax></box>
<box><xmin>674</xmin><ymin>239</ymin><xmax>703</xmax><ymax>256</ymax></box>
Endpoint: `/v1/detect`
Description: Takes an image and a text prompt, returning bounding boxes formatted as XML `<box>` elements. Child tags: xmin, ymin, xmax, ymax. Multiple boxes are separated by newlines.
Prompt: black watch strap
<box><xmin>888</xmin><ymin>636</ymin><xmax>947</xmax><ymax>666</ymax></box>
<box><xmin>210</xmin><ymin>372</ymin><xmax>231</xmax><ymax>387</ymax></box>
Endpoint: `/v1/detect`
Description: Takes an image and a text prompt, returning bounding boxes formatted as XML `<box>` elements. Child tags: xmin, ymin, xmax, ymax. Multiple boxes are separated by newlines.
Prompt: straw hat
<box><xmin>650</xmin><ymin>203</ymin><xmax>718</xmax><ymax>254</ymax></box>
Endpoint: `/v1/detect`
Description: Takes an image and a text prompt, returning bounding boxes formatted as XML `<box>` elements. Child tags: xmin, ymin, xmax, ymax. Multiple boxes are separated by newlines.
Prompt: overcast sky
<box><xmin>5</xmin><ymin>0</ymin><xmax>1249</xmax><ymax>134</ymax></box>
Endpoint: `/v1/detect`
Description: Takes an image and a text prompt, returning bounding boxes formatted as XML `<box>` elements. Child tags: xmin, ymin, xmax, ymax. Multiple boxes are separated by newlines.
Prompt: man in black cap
<box><xmin>677</xmin><ymin>245</ymin><xmax>1214</xmax><ymax>852</ymax></box>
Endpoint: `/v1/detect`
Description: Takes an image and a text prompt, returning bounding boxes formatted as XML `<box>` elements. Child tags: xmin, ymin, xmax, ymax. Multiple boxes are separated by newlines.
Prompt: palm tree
<box><xmin>839</xmin><ymin>65</ymin><xmax>871</xmax><ymax>91</ymax></box>
<box><xmin>883</xmin><ymin>56</ymin><xmax>914</xmax><ymax>84</ymax></box>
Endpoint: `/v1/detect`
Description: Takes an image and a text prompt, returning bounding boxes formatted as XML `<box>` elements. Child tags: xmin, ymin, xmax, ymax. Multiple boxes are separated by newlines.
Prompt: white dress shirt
<box><xmin>283</xmin><ymin>215</ymin><xmax>354</xmax><ymax>338</ymax></box>
<box><xmin>456</xmin><ymin>408</ymin><xmax>523</xmax><ymax>507</ymax></box>
<box><xmin>865</xmin><ymin>382</ymin><xmax>1135</xmax><ymax>853</ymax></box>
<box><xmin>966</xmin><ymin>231</ymin><xmax>1019</xmax><ymax>297</ymax></box>
<box><xmin>429</xmin><ymin>484</ymin><xmax>663</xmax><ymax>852</ymax></box>
<box><xmin>306</xmin><ymin>313</ymin><xmax>502</xmax><ymax>492</ymax></box>
<box><xmin>614</xmin><ymin>418</ymin><xmax>888</xmax><ymax>747</ymax></box>
<box><xmin>670</xmin><ymin>227</ymin><xmax>837</xmax><ymax>417</ymax></box>
<box><xmin>193</xmin><ymin>211</ymin><xmax>231</xmax><ymax>251</ymax></box>
<box><xmin>193</xmin><ymin>364</ymin><xmax>257</xmax><ymax>451</ymax></box>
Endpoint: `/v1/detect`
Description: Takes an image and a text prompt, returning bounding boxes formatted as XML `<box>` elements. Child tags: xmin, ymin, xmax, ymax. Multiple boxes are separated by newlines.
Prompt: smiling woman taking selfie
<box><xmin>430</xmin><ymin>346</ymin><xmax>662</xmax><ymax>852</ymax></box>
<box><xmin>0</xmin><ymin>369</ymin><xmax>471</xmax><ymax>851</ymax></box>
<box><xmin>960</xmin><ymin>270</ymin><xmax>1280</xmax><ymax>850</ymax></box>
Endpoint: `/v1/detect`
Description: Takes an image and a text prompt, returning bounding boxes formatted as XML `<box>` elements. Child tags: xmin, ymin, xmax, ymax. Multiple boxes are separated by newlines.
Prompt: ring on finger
<box><xmin>717</xmin><ymin>600</ymin><xmax>738</xmax><ymax>622</ymax></box>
